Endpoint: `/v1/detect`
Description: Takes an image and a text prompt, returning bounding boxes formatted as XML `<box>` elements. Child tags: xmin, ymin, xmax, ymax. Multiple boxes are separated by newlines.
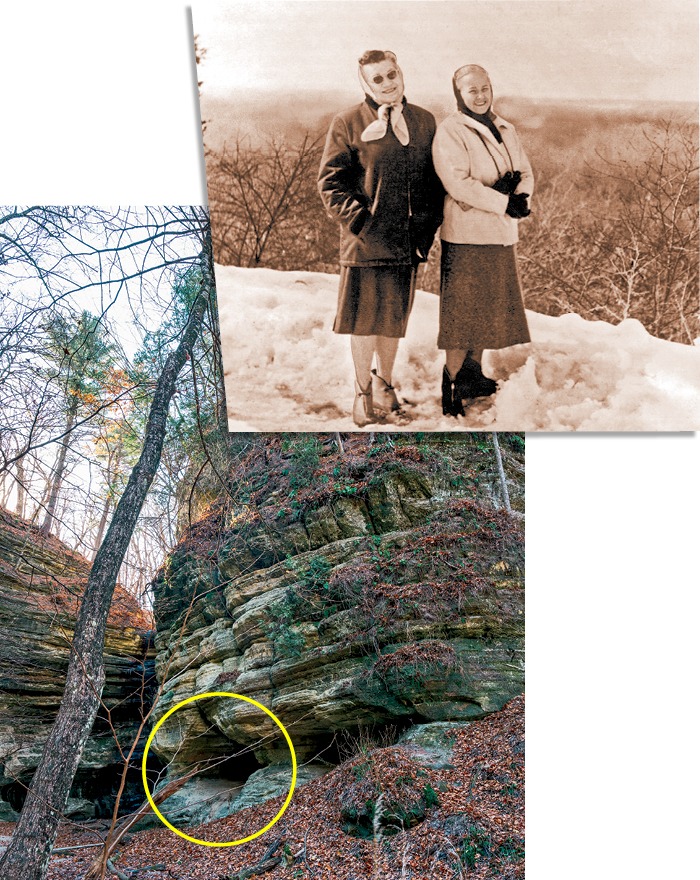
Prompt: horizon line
<box><xmin>201</xmin><ymin>88</ymin><xmax>699</xmax><ymax>107</ymax></box>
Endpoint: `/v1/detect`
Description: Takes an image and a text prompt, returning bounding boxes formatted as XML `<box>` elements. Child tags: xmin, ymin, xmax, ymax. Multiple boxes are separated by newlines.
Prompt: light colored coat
<box><xmin>432</xmin><ymin>111</ymin><xmax>534</xmax><ymax>245</ymax></box>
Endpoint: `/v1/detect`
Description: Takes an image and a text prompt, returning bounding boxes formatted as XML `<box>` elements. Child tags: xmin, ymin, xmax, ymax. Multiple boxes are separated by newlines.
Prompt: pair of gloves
<box><xmin>491</xmin><ymin>170</ymin><xmax>531</xmax><ymax>218</ymax></box>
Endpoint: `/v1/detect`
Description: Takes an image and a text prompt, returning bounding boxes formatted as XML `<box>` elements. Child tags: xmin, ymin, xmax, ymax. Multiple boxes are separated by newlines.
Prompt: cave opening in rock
<box><xmin>1</xmin><ymin>779</ymin><xmax>27</xmax><ymax>815</ymax></box>
<box><xmin>203</xmin><ymin>743</ymin><xmax>264</xmax><ymax>783</ymax></box>
<box><xmin>1</xmin><ymin>750</ymin><xmax>166</xmax><ymax>821</ymax></box>
<box><xmin>328</xmin><ymin>718</ymin><xmax>416</xmax><ymax>766</ymax></box>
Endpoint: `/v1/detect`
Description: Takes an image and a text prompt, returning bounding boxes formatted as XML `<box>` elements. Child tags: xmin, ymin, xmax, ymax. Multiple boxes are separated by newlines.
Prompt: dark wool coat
<box><xmin>318</xmin><ymin>97</ymin><xmax>444</xmax><ymax>267</ymax></box>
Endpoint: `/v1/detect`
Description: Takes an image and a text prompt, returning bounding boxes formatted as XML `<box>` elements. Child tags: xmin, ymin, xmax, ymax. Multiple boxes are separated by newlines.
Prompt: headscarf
<box><xmin>358</xmin><ymin>51</ymin><xmax>410</xmax><ymax>146</ymax></box>
<box><xmin>452</xmin><ymin>64</ymin><xmax>502</xmax><ymax>144</ymax></box>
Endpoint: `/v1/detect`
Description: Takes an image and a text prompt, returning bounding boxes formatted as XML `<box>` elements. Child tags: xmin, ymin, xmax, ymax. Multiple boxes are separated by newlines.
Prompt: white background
<box><xmin>1</xmin><ymin>4</ymin><xmax>698</xmax><ymax>877</ymax></box>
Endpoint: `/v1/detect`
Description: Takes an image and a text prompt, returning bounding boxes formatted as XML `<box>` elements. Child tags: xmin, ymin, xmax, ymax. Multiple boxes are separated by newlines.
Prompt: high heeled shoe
<box><xmin>442</xmin><ymin>366</ymin><xmax>465</xmax><ymax>417</ymax></box>
<box><xmin>353</xmin><ymin>379</ymin><xmax>375</xmax><ymax>427</ymax></box>
<box><xmin>371</xmin><ymin>369</ymin><xmax>401</xmax><ymax>414</ymax></box>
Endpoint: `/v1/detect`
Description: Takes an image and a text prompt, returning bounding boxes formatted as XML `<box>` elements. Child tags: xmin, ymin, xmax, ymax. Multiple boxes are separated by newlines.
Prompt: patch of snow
<box><xmin>216</xmin><ymin>265</ymin><xmax>700</xmax><ymax>431</ymax></box>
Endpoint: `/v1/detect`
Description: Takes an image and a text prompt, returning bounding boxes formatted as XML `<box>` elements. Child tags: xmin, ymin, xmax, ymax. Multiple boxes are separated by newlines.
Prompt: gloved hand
<box><xmin>506</xmin><ymin>192</ymin><xmax>531</xmax><ymax>218</ymax></box>
<box><xmin>413</xmin><ymin>246</ymin><xmax>428</xmax><ymax>266</ymax></box>
<box><xmin>491</xmin><ymin>170</ymin><xmax>522</xmax><ymax>195</ymax></box>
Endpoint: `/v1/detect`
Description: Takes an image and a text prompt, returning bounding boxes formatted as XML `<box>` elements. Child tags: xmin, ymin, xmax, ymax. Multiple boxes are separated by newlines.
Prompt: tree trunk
<box><xmin>211</xmin><ymin>296</ymin><xmax>231</xmax><ymax>443</ymax></box>
<box><xmin>93</xmin><ymin>440</ymin><xmax>124</xmax><ymax>556</ymax></box>
<box><xmin>0</xmin><ymin>248</ymin><xmax>213</xmax><ymax>880</ymax></box>
<box><xmin>39</xmin><ymin>394</ymin><xmax>79</xmax><ymax>536</ymax></box>
<box><xmin>0</xmin><ymin>472</ymin><xmax>10</xmax><ymax>507</ymax></box>
<box><xmin>92</xmin><ymin>493</ymin><xmax>112</xmax><ymax>558</ymax></box>
<box><xmin>492</xmin><ymin>432</ymin><xmax>512</xmax><ymax>513</ymax></box>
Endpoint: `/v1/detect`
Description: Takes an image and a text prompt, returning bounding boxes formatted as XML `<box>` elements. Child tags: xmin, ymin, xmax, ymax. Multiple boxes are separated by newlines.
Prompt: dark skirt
<box><xmin>334</xmin><ymin>265</ymin><xmax>416</xmax><ymax>337</ymax></box>
<box><xmin>438</xmin><ymin>242</ymin><xmax>530</xmax><ymax>351</ymax></box>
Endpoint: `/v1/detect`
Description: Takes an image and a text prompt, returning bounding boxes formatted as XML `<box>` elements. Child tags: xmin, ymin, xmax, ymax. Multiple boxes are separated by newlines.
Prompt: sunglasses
<box><xmin>370</xmin><ymin>69</ymin><xmax>400</xmax><ymax>85</ymax></box>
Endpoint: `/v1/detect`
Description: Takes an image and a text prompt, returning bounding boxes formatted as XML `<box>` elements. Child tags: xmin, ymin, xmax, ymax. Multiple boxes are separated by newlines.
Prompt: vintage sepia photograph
<box><xmin>194</xmin><ymin>0</ymin><xmax>700</xmax><ymax>431</ymax></box>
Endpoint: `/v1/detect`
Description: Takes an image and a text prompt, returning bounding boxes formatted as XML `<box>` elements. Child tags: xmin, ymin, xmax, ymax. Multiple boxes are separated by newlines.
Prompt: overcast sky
<box><xmin>193</xmin><ymin>0</ymin><xmax>698</xmax><ymax>104</ymax></box>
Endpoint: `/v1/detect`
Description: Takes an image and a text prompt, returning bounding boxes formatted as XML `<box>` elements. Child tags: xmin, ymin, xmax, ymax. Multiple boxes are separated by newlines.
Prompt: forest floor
<box><xmin>0</xmin><ymin>696</ymin><xmax>524</xmax><ymax>880</ymax></box>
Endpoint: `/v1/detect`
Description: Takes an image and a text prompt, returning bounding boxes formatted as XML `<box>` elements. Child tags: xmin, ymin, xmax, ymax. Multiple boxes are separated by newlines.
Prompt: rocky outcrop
<box><xmin>150</xmin><ymin>435</ymin><xmax>524</xmax><ymax>820</ymax></box>
<box><xmin>0</xmin><ymin>508</ymin><xmax>154</xmax><ymax>819</ymax></box>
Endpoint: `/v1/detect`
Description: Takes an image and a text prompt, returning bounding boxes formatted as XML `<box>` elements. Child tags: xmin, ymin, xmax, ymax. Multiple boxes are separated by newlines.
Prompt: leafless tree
<box><xmin>0</xmin><ymin>207</ymin><xmax>221</xmax><ymax>595</ymax></box>
<box><xmin>0</xmin><ymin>207</ymin><xmax>216</xmax><ymax>880</ymax></box>
<box><xmin>520</xmin><ymin>118</ymin><xmax>698</xmax><ymax>343</ymax></box>
<box><xmin>207</xmin><ymin>132</ymin><xmax>331</xmax><ymax>269</ymax></box>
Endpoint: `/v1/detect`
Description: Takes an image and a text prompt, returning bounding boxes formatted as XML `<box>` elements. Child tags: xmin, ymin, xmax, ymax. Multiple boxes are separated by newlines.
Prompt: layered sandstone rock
<box><xmin>150</xmin><ymin>435</ymin><xmax>524</xmax><ymax>821</ymax></box>
<box><xmin>0</xmin><ymin>508</ymin><xmax>153</xmax><ymax>819</ymax></box>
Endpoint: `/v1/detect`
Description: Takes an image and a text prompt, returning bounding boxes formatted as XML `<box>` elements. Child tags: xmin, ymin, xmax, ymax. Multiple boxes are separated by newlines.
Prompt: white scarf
<box><xmin>358</xmin><ymin>66</ymin><xmax>410</xmax><ymax>146</ymax></box>
<box><xmin>360</xmin><ymin>102</ymin><xmax>409</xmax><ymax>146</ymax></box>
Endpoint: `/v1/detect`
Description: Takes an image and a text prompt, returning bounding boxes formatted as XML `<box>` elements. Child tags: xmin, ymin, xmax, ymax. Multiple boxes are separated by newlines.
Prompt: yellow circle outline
<box><xmin>141</xmin><ymin>691</ymin><xmax>297</xmax><ymax>846</ymax></box>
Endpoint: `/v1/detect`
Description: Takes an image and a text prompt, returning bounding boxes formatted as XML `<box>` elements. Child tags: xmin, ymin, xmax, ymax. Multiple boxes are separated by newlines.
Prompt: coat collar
<box><xmin>451</xmin><ymin>110</ymin><xmax>513</xmax><ymax>146</ymax></box>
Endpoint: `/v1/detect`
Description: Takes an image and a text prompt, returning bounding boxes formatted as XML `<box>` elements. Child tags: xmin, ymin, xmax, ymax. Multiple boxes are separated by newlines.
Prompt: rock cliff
<box><xmin>150</xmin><ymin>434</ymin><xmax>524</xmax><ymax>821</ymax></box>
<box><xmin>0</xmin><ymin>508</ymin><xmax>154</xmax><ymax>820</ymax></box>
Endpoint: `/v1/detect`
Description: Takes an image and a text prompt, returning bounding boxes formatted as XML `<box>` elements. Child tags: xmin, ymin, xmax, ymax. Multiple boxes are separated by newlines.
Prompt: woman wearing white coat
<box><xmin>432</xmin><ymin>64</ymin><xmax>533</xmax><ymax>416</ymax></box>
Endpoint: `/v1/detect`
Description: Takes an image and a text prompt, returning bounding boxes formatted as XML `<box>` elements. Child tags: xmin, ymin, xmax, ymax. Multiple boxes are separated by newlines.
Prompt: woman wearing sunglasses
<box><xmin>432</xmin><ymin>64</ymin><xmax>534</xmax><ymax>417</ymax></box>
<box><xmin>318</xmin><ymin>49</ymin><xmax>443</xmax><ymax>427</ymax></box>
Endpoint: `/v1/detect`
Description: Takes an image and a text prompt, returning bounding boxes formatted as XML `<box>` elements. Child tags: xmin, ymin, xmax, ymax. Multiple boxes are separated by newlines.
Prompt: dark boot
<box><xmin>454</xmin><ymin>357</ymin><xmax>498</xmax><ymax>399</ymax></box>
<box><xmin>442</xmin><ymin>366</ymin><xmax>465</xmax><ymax>417</ymax></box>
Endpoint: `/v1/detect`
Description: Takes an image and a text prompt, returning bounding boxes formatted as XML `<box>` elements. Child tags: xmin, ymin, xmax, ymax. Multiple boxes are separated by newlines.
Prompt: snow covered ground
<box><xmin>216</xmin><ymin>265</ymin><xmax>700</xmax><ymax>432</ymax></box>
